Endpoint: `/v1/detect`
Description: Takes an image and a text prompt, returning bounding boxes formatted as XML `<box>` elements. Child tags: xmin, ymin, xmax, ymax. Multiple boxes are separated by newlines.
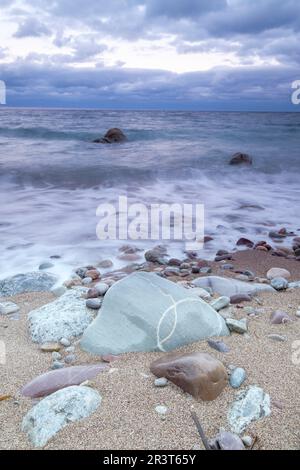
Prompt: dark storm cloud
<box><xmin>1</xmin><ymin>58</ymin><xmax>298</xmax><ymax>110</ymax></box>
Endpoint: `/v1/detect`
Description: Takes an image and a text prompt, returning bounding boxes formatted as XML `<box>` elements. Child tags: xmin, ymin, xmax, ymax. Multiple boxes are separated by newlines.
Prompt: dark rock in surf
<box><xmin>93</xmin><ymin>128</ymin><xmax>127</xmax><ymax>144</ymax></box>
<box><xmin>229</xmin><ymin>153</ymin><xmax>252</xmax><ymax>165</ymax></box>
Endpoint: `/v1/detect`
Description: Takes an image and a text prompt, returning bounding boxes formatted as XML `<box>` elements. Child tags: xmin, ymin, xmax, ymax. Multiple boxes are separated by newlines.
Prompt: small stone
<box><xmin>101</xmin><ymin>354</ymin><xmax>119</xmax><ymax>363</ymax></box>
<box><xmin>270</xmin><ymin>310</ymin><xmax>291</xmax><ymax>324</ymax></box>
<box><xmin>86</xmin><ymin>298</ymin><xmax>102</xmax><ymax>310</ymax></box>
<box><xmin>267</xmin><ymin>334</ymin><xmax>286</xmax><ymax>342</ymax></box>
<box><xmin>271</xmin><ymin>277</ymin><xmax>288</xmax><ymax>291</ymax></box>
<box><xmin>226</xmin><ymin>318</ymin><xmax>248</xmax><ymax>334</ymax></box>
<box><xmin>200</xmin><ymin>267</ymin><xmax>212</xmax><ymax>274</ymax></box>
<box><xmin>236</xmin><ymin>238</ymin><xmax>254</xmax><ymax>248</ymax></box>
<box><xmin>82</xmin><ymin>277</ymin><xmax>93</xmax><ymax>285</ymax></box>
<box><xmin>230</xmin><ymin>294</ymin><xmax>252</xmax><ymax>304</ymax></box>
<box><xmin>40</xmin><ymin>342</ymin><xmax>61</xmax><ymax>353</ymax></box>
<box><xmin>267</xmin><ymin>268</ymin><xmax>291</xmax><ymax>280</ymax></box>
<box><xmin>0</xmin><ymin>395</ymin><xmax>12</xmax><ymax>401</ymax></box>
<box><xmin>52</xmin><ymin>352</ymin><xmax>62</xmax><ymax>361</ymax></box>
<box><xmin>230</xmin><ymin>368</ymin><xmax>246</xmax><ymax>388</ymax></box>
<box><xmin>94</xmin><ymin>282</ymin><xmax>109</xmax><ymax>296</ymax></box>
<box><xmin>190</xmin><ymin>287</ymin><xmax>211</xmax><ymax>300</ymax></box>
<box><xmin>50</xmin><ymin>286</ymin><xmax>66</xmax><ymax>297</ymax></box>
<box><xmin>244</xmin><ymin>307</ymin><xmax>263</xmax><ymax>316</ymax></box>
<box><xmin>0</xmin><ymin>301</ymin><xmax>20</xmax><ymax>315</ymax></box>
<box><xmin>98</xmin><ymin>259</ymin><xmax>113</xmax><ymax>269</ymax></box>
<box><xmin>210</xmin><ymin>296</ymin><xmax>230</xmax><ymax>312</ymax></box>
<box><xmin>155</xmin><ymin>405</ymin><xmax>168</xmax><ymax>415</ymax></box>
<box><xmin>242</xmin><ymin>436</ymin><xmax>253</xmax><ymax>447</ymax></box>
<box><xmin>65</xmin><ymin>346</ymin><xmax>75</xmax><ymax>353</ymax></box>
<box><xmin>209</xmin><ymin>431</ymin><xmax>245</xmax><ymax>450</ymax></box>
<box><xmin>75</xmin><ymin>268</ymin><xmax>87</xmax><ymax>279</ymax></box>
<box><xmin>207</xmin><ymin>340</ymin><xmax>230</xmax><ymax>353</ymax></box>
<box><xmin>51</xmin><ymin>361</ymin><xmax>64</xmax><ymax>370</ymax></box>
<box><xmin>235</xmin><ymin>274</ymin><xmax>249</xmax><ymax>282</ymax></box>
<box><xmin>64</xmin><ymin>354</ymin><xmax>76</xmax><ymax>364</ymax></box>
<box><xmin>85</xmin><ymin>270</ymin><xmax>100</xmax><ymax>280</ymax></box>
<box><xmin>60</xmin><ymin>338</ymin><xmax>71</xmax><ymax>347</ymax></box>
<box><xmin>296</xmin><ymin>310</ymin><xmax>300</xmax><ymax>318</ymax></box>
<box><xmin>39</xmin><ymin>262</ymin><xmax>54</xmax><ymax>270</ymax></box>
<box><xmin>221</xmin><ymin>264</ymin><xmax>234</xmax><ymax>270</ymax></box>
<box><xmin>154</xmin><ymin>378</ymin><xmax>168</xmax><ymax>387</ymax></box>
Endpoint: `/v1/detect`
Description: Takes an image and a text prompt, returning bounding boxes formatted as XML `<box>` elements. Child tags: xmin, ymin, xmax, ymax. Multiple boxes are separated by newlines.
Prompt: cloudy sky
<box><xmin>0</xmin><ymin>0</ymin><xmax>299</xmax><ymax>110</ymax></box>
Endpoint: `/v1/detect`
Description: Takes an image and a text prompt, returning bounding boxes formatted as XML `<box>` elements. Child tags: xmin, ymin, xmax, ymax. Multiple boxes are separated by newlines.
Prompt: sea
<box><xmin>0</xmin><ymin>108</ymin><xmax>299</xmax><ymax>282</ymax></box>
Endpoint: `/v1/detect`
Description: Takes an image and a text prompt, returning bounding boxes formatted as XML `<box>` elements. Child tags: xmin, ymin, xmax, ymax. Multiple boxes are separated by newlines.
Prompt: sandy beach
<box><xmin>1</xmin><ymin>249</ymin><xmax>299</xmax><ymax>450</ymax></box>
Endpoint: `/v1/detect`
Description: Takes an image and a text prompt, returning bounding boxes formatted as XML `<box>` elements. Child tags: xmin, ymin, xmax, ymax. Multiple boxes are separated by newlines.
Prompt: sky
<box><xmin>0</xmin><ymin>0</ymin><xmax>299</xmax><ymax>110</ymax></box>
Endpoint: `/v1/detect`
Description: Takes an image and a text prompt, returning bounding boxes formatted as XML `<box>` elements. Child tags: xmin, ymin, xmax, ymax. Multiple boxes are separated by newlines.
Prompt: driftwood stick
<box><xmin>191</xmin><ymin>411</ymin><xmax>211</xmax><ymax>450</ymax></box>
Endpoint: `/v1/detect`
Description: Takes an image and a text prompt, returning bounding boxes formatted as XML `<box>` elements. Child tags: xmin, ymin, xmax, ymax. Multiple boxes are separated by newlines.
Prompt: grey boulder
<box><xmin>0</xmin><ymin>272</ymin><xmax>57</xmax><ymax>297</ymax></box>
<box><xmin>28</xmin><ymin>288</ymin><xmax>93</xmax><ymax>343</ymax></box>
<box><xmin>192</xmin><ymin>276</ymin><xmax>274</xmax><ymax>297</ymax></box>
<box><xmin>22</xmin><ymin>385</ymin><xmax>101</xmax><ymax>447</ymax></box>
<box><xmin>81</xmin><ymin>272</ymin><xmax>229</xmax><ymax>356</ymax></box>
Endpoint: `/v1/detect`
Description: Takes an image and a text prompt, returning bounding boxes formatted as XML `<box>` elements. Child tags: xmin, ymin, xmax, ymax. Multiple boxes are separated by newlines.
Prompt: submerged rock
<box><xmin>22</xmin><ymin>386</ymin><xmax>101</xmax><ymax>447</ymax></box>
<box><xmin>0</xmin><ymin>272</ymin><xmax>57</xmax><ymax>297</ymax></box>
<box><xmin>28</xmin><ymin>288</ymin><xmax>93</xmax><ymax>343</ymax></box>
<box><xmin>81</xmin><ymin>272</ymin><xmax>229</xmax><ymax>355</ymax></box>
<box><xmin>0</xmin><ymin>301</ymin><xmax>20</xmax><ymax>315</ymax></box>
<box><xmin>192</xmin><ymin>276</ymin><xmax>274</xmax><ymax>297</ymax></box>
<box><xmin>21</xmin><ymin>364</ymin><xmax>108</xmax><ymax>398</ymax></box>
<box><xmin>228</xmin><ymin>386</ymin><xmax>271</xmax><ymax>434</ymax></box>
<box><xmin>150</xmin><ymin>351</ymin><xmax>228</xmax><ymax>401</ymax></box>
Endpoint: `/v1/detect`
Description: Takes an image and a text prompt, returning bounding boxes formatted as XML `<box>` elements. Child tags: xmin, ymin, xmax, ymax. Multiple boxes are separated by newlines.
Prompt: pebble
<box><xmin>64</xmin><ymin>354</ymin><xmax>76</xmax><ymax>364</ymax></box>
<box><xmin>86</xmin><ymin>298</ymin><xmax>102</xmax><ymax>310</ymax></box>
<box><xmin>207</xmin><ymin>340</ymin><xmax>230</xmax><ymax>353</ymax></box>
<box><xmin>244</xmin><ymin>307</ymin><xmax>264</xmax><ymax>316</ymax></box>
<box><xmin>85</xmin><ymin>269</ymin><xmax>100</xmax><ymax>280</ymax></box>
<box><xmin>226</xmin><ymin>318</ymin><xmax>248</xmax><ymax>334</ymax></box>
<box><xmin>51</xmin><ymin>361</ymin><xmax>64</xmax><ymax>370</ymax></box>
<box><xmin>94</xmin><ymin>282</ymin><xmax>109</xmax><ymax>296</ymax></box>
<box><xmin>271</xmin><ymin>277</ymin><xmax>289</xmax><ymax>291</ymax></box>
<box><xmin>51</xmin><ymin>286</ymin><xmax>66</xmax><ymax>297</ymax></box>
<box><xmin>267</xmin><ymin>334</ymin><xmax>286</xmax><ymax>342</ymax></box>
<box><xmin>60</xmin><ymin>338</ymin><xmax>71</xmax><ymax>347</ymax></box>
<box><xmin>65</xmin><ymin>346</ymin><xmax>75</xmax><ymax>353</ymax></box>
<box><xmin>75</xmin><ymin>268</ymin><xmax>87</xmax><ymax>279</ymax></box>
<box><xmin>200</xmin><ymin>267</ymin><xmax>212</xmax><ymax>274</ymax></box>
<box><xmin>190</xmin><ymin>287</ymin><xmax>211</xmax><ymax>300</ymax></box>
<box><xmin>229</xmin><ymin>367</ymin><xmax>246</xmax><ymax>388</ymax></box>
<box><xmin>210</xmin><ymin>296</ymin><xmax>230</xmax><ymax>312</ymax></box>
<box><xmin>0</xmin><ymin>301</ymin><xmax>20</xmax><ymax>315</ymax></box>
<box><xmin>82</xmin><ymin>277</ymin><xmax>93</xmax><ymax>285</ymax></box>
<box><xmin>242</xmin><ymin>436</ymin><xmax>253</xmax><ymax>447</ymax></box>
<box><xmin>155</xmin><ymin>405</ymin><xmax>168</xmax><ymax>415</ymax></box>
<box><xmin>267</xmin><ymin>267</ymin><xmax>291</xmax><ymax>280</ymax></box>
<box><xmin>40</xmin><ymin>342</ymin><xmax>61</xmax><ymax>352</ymax></box>
<box><xmin>102</xmin><ymin>354</ymin><xmax>119</xmax><ymax>363</ymax></box>
<box><xmin>296</xmin><ymin>310</ymin><xmax>300</xmax><ymax>318</ymax></box>
<box><xmin>270</xmin><ymin>310</ymin><xmax>291</xmax><ymax>324</ymax></box>
<box><xmin>230</xmin><ymin>294</ymin><xmax>252</xmax><ymax>304</ymax></box>
<box><xmin>235</xmin><ymin>274</ymin><xmax>249</xmax><ymax>282</ymax></box>
<box><xmin>39</xmin><ymin>262</ymin><xmax>54</xmax><ymax>270</ymax></box>
<box><xmin>154</xmin><ymin>378</ymin><xmax>168</xmax><ymax>387</ymax></box>
<box><xmin>221</xmin><ymin>264</ymin><xmax>234</xmax><ymax>270</ymax></box>
<box><xmin>52</xmin><ymin>352</ymin><xmax>62</xmax><ymax>361</ymax></box>
<box><xmin>98</xmin><ymin>259</ymin><xmax>113</xmax><ymax>269</ymax></box>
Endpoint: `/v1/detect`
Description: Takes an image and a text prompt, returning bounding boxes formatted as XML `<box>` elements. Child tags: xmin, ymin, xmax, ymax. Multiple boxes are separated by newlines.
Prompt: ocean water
<box><xmin>0</xmin><ymin>108</ymin><xmax>299</xmax><ymax>281</ymax></box>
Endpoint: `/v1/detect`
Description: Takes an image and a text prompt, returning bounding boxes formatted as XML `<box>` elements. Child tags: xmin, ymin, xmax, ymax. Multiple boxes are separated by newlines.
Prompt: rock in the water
<box><xmin>229</xmin><ymin>153</ymin><xmax>252</xmax><ymax>165</ymax></box>
<box><xmin>210</xmin><ymin>296</ymin><xmax>230</xmax><ymax>312</ymax></box>
<box><xmin>226</xmin><ymin>318</ymin><xmax>248</xmax><ymax>334</ymax></box>
<box><xmin>267</xmin><ymin>268</ymin><xmax>291</xmax><ymax>280</ymax></box>
<box><xmin>209</xmin><ymin>431</ymin><xmax>245</xmax><ymax>450</ymax></box>
<box><xmin>0</xmin><ymin>301</ymin><xmax>20</xmax><ymax>315</ymax></box>
<box><xmin>236</xmin><ymin>238</ymin><xmax>254</xmax><ymax>248</ymax></box>
<box><xmin>21</xmin><ymin>364</ymin><xmax>108</xmax><ymax>398</ymax></box>
<box><xmin>39</xmin><ymin>262</ymin><xmax>54</xmax><ymax>270</ymax></box>
<box><xmin>81</xmin><ymin>272</ymin><xmax>229</xmax><ymax>355</ymax></box>
<box><xmin>28</xmin><ymin>288</ymin><xmax>93</xmax><ymax>343</ymax></box>
<box><xmin>271</xmin><ymin>277</ymin><xmax>288</xmax><ymax>291</ymax></box>
<box><xmin>94</xmin><ymin>282</ymin><xmax>109</xmax><ymax>296</ymax></box>
<box><xmin>93</xmin><ymin>128</ymin><xmax>127</xmax><ymax>144</ymax></box>
<box><xmin>207</xmin><ymin>340</ymin><xmax>230</xmax><ymax>353</ymax></box>
<box><xmin>228</xmin><ymin>386</ymin><xmax>271</xmax><ymax>434</ymax></box>
<box><xmin>150</xmin><ymin>352</ymin><xmax>228</xmax><ymax>401</ymax></box>
<box><xmin>270</xmin><ymin>310</ymin><xmax>291</xmax><ymax>324</ymax></box>
<box><xmin>22</xmin><ymin>386</ymin><xmax>101</xmax><ymax>447</ymax></box>
<box><xmin>230</xmin><ymin>368</ymin><xmax>246</xmax><ymax>388</ymax></box>
<box><xmin>192</xmin><ymin>276</ymin><xmax>274</xmax><ymax>297</ymax></box>
<box><xmin>0</xmin><ymin>272</ymin><xmax>57</xmax><ymax>297</ymax></box>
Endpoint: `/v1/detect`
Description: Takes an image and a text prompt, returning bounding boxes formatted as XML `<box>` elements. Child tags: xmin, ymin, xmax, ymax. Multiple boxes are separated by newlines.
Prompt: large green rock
<box><xmin>81</xmin><ymin>272</ymin><xmax>229</xmax><ymax>355</ymax></box>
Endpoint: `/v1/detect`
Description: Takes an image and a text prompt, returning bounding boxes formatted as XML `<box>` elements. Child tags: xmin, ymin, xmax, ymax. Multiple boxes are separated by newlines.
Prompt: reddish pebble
<box><xmin>230</xmin><ymin>294</ymin><xmax>252</xmax><ymax>304</ymax></box>
<box><xmin>85</xmin><ymin>269</ymin><xmax>100</xmax><ymax>280</ymax></box>
<box><xmin>102</xmin><ymin>354</ymin><xmax>119</xmax><ymax>363</ymax></box>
